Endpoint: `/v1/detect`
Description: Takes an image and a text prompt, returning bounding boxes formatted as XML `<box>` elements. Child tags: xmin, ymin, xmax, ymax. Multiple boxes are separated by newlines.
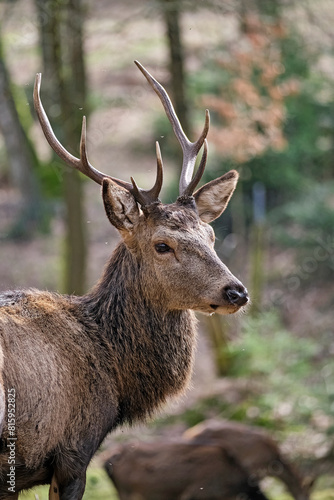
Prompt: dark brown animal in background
<box><xmin>0</xmin><ymin>61</ymin><xmax>248</xmax><ymax>500</ymax></box>
<box><xmin>184</xmin><ymin>419</ymin><xmax>312</xmax><ymax>500</ymax></box>
<box><xmin>105</xmin><ymin>441</ymin><xmax>269</xmax><ymax>500</ymax></box>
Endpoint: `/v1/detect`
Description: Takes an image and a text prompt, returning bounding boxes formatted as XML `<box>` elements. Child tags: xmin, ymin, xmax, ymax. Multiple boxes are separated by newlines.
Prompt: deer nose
<box><xmin>224</xmin><ymin>285</ymin><xmax>249</xmax><ymax>306</ymax></box>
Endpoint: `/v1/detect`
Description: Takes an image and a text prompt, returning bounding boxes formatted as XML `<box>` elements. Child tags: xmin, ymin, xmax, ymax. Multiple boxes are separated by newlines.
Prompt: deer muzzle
<box><xmin>223</xmin><ymin>284</ymin><xmax>249</xmax><ymax>307</ymax></box>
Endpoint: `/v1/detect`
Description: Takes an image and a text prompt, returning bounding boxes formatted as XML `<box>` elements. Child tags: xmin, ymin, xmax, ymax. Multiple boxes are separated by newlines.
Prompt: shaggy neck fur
<box><xmin>80</xmin><ymin>242</ymin><xmax>197</xmax><ymax>425</ymax></box>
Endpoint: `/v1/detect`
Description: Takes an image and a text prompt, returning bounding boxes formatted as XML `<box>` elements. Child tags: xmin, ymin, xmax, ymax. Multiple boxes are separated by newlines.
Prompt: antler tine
<box><xmin>79</xmin><ymin>118</ymin><xmax>134</xmax><ymax>190</ymax></box>
<box><xmin>34</xmin><ymin>74</ymin><xmax>81</xmax><ymax>173</ymax></box>
<box><xmin>182</xmin><ymin>139</ymin><xmax>208</xmax><ymax>198</ymax></box>
<box><xmin>134</xmin><ymin>60</ymin><xmax>210</xmax><ymax>197</ymax></box>
<box><xmin>130</xmin><ymin>141</ymin><xmax>163</xmax><ymax>207</ymax></box>
<box><xmin>34</xmin><ymin>73</ymin><xmax>100</xmax><ymax>184</ymax></box>
<box><xmin>180</xmin><ymin>110</ymin><xmax>209</xmax><ymax>195</ymax></box>
<box><xmin>34</xmin><ymin>73</ymin><xmax>135</xmax><ymax>192</ymax></box>
<box><xmin>79</xmin><ymin>116</ymin><xmax>108</xmax><ymax>184</ymax></box>
<box><xmin>151</xmin><ymin>141</ymin><xmax>163</xmax><ymax>199</ymax></box>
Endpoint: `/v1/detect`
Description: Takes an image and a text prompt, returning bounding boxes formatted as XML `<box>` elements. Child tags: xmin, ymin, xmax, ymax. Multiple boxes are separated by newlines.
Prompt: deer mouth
<box><xmin>206</xmin><ymin>297</ymin><xmax>248</xmax><ymax>315</ymax></box>
<box><xmin>207</xmin><ymin>286</ymin><xmax>249</xmax><ymax>314</ymax></box>
<box><xmin>195</xmin><ymin>302</ymin><xmax>243</xmax><ymax>315</ymax></box>
<box><xmin>208</xmin><ymin>303</ymin><xmax>240</xmax><ymax>315</ymax></box>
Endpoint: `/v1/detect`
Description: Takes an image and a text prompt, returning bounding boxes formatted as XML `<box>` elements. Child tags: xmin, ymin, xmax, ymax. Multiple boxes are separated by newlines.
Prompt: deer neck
<box><xmin>81</xmin><ymin>242</ymin><xmax>197</xmax><ymax>424</ymax></box>
<box><xmin>84</xmin><ymin>241</ymin><xmax>189</xmax><ymax>323</ymax></box>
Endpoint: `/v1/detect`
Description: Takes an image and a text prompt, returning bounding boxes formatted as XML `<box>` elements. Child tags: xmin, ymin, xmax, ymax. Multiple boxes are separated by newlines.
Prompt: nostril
<box><xmin>226</xmin><ymin>289</ymin><xmax>241</xmax><ymax>303</ymax></box>
<box><xmin>224</xmin><ymin>286</ymin><xmax>249</xmax><ymax>306</ymax></box>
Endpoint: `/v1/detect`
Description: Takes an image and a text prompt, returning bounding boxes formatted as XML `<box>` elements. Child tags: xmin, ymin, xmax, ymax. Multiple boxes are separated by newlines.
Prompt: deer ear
<box><xmin>193</xmin><ymin>170</ymin><xmax>239</xmax><ymax>223</ymax></box>
<box><xmin>102</xmin><ymin>178</ymin><xmax>140</xmax><ymax>232</ymax></box>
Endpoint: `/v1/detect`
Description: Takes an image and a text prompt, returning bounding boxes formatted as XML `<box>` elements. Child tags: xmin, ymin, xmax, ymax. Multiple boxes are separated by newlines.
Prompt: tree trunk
<box><xmin>161</xmin><ymin>0</ymin><xmax>191</xmax><ymax>137</ymax></box>
<box><xmin>204</xmin><ymin>315</ymin><xmax>233</xmax><ymax>376</ymax></box>
<box><xmin>34</xmin><ymin>0</ymin><xmax>87</xmax><ymax>295</ymax></box>
<box><xmin>0</xmin><ymin>26</ymin><xmax>42</xmax><ymax>238</ymax></box>
<box><xmin>249</xmin><ymin>182</ymin><xmax>267</xmax><ymax>315</ymax></box>
<box><xmin>34</xmin><ymin>0</ymin><xmax>62</xmax><ymax>111</ymax></box>
<box><xmin>62</xmin><ymin>0</ymin><xmax>87</xmax><ymax>295</ymax></box>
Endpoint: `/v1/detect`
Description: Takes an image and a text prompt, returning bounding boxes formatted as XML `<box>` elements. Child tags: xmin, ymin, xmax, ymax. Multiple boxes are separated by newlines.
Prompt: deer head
<box><xmin>33</xmin><ymin>61</ymin><xmax>248</xmax><ymax>314</ymax></box>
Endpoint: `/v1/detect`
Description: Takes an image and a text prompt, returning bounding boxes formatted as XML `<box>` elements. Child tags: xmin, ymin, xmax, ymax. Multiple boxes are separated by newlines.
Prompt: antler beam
<box><xmin>33</xmin><ymin>72</ymin><xmax>162</xmax><ymax>206</ymax></box>
<box><xmin>134</xmin><ymin>61</ymin><xmax>210</xmax><ymax>197</ymax></box>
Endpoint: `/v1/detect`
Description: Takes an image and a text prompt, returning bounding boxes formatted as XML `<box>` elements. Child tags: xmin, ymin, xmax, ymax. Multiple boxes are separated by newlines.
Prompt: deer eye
<box><xmin>155</xmin><ymin>243</ymin><xmax>172</xmax><ymax>254</ymax></box>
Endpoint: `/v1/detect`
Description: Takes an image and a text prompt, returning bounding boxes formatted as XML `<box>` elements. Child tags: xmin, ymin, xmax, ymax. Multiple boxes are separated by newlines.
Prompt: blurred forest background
<box><xmin>0</xmin><ymin>0</ymin><xmax>334</xmax><ymax>498</ymax></box>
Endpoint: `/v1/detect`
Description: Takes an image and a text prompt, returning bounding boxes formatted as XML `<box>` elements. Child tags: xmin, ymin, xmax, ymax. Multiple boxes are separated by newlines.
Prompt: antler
<box><xmin>134</xmin><ymin>60</ymin><xmax>210</xmax><ymax>197</ymax></box>
<box><xmin>130</xmin><ymin>142</ymin><xmax>163</xmax><ymax>206</ymax></box>
<box><xmin>33</xmin><ymin>73</ymin><xmax>162</xmax><ymax>206</ymax></box>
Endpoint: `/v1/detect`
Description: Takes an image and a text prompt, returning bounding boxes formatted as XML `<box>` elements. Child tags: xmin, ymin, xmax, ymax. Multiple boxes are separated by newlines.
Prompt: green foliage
<box><xmin>188</xmin><ymin>63</ymin><xmax>228</xmax><ymax>97</ymax></box>
<box><xmin>272</xmin><ymin>181</ymin><xmax>334</xmax><ymax>239</ymax></box>
<box><xmin>20</xmin><ymin>467</ymin><xmax>117</xmax><ymax>500</ymax></box>
<box><xmin>279</xmin><ymin>33</ymin><xmax>311</xmax><ymax>80</ymax></box>
<box><xmin>231</xmin><ymin>311</ymin><xmax>317</xmax><ymax>378</ymax></box>
<box><xmin>156</xmin><ymin>310</ymin><xmax>332</xmax><ymax>435</ymax></box>
<box><xmin>36</xmin><ymin>160</ymin><xmax>64</xmax><ymax>199</ymax></box>
<box><xmin>11</xmin><ymin>83</ymin><xmax>34</xmax><ymax>134</ymax></box>
<box><xmin>83</xmin><ymin>468</ymin><xmax>117</xmax><ymax>500</ymax></box>
<box><xmin>271</xmin><ymin>181</ymin><xmax>334</xmax><ymax>283</ymax></box>
<box><xmin>151</xmin><ymin>18</ymin><xmax>334</xmax><ymax>224</ymax></box>
<box><xmin>11</xmin><ymin>81</ymin><xmax>62</xmax><ymax>199</ymax></box>
<box><xmin>241</xmin><ymin>77</ymin><xmax>330</xmax><ymax>211</ymax></box>
<box><xmin>11</xmin><ymin>80</ymin><xmax>63</xmax><ymax>199</ymax></box>
<box><xmin>230</xmin><ymin>311</ymin><xmax>332</xmax><ymax>428</ymax></box>
<box><xmin>187</xmin><ymin>25</ymin><xmax>334</xmax><ymax>215</ymax></box>
<box><xmin>313</xmin><ymin>490</ymin><xmax>334</xmax><ymax>500</ymax></box>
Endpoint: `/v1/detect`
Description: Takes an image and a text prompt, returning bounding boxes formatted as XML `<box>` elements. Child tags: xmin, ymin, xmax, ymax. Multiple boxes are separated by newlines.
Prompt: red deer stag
<box><xmin>0</xmin><ymin>61</ymin><xmax>248</xmax><ymax>500</ymax></box>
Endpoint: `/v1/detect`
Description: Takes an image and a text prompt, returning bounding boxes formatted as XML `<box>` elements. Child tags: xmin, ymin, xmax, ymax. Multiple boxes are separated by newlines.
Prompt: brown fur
<box><xmin>0</xmin><ymin>170</ymin><xmax>247</xmax><ymax>499</ymax></box>
<box><xmin>104</xmin><ymin>440</ymin><xmax>269</xmax><ymax>500</ymax></box>
<box><xmin>184</xmin><ymin>419</ymin><xmax>311</xmax><ymax>500</ymax></box>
